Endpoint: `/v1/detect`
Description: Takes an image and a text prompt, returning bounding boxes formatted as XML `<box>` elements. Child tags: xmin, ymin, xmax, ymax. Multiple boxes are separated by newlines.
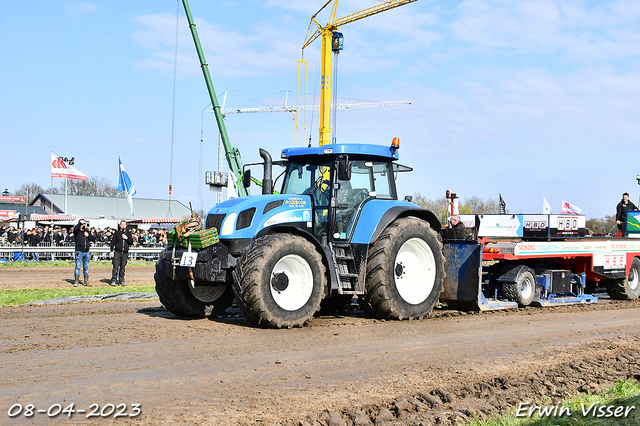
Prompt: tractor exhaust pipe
<box><xmin>259</xmin><ymin>148</ymin><xmax>273</xmax><ymax>195</ymax></box>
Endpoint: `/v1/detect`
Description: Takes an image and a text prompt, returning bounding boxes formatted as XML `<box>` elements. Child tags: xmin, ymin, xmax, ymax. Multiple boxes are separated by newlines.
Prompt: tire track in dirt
<box><xmin>1</xmin><ymin>298</ymin><xmax>639</xmax><ymax>425</ymax></box>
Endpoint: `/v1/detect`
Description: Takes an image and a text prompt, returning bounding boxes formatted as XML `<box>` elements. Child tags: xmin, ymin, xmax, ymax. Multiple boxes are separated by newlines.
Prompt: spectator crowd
<box><xmin>0</xmin><ymin>224</ymin><xmax>168</xmax><ymax>261</ymax></box>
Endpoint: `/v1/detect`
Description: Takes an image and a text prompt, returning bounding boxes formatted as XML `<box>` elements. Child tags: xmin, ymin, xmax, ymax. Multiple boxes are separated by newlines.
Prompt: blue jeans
<box><xmin>74</xmin><ymin>251</ymin><xmax>90</xmax><ymax>277</ymax></box>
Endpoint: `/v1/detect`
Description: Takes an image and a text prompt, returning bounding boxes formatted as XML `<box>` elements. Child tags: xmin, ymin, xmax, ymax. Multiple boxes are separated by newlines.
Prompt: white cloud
<box><xmin>132</xmin><ymin>13</ymin><xmax>302</xmax><ymax>79</ymax></box>
<box><xmin>78</xmin><ymin>3</ymin><xmax>97</xmax><ymax>13</ymax></box>
<box><xmin>65</xmin><ymin>2</ymin><xmax>97</xmax><ymax>18</ymax></box>
<box><xmin>451</xmin><ymin>0</ymin><xmax>640</xmax><ymax>61</ymax></box>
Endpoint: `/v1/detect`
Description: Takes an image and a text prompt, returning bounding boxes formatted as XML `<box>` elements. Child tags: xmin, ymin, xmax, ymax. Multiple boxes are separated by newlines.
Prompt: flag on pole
<box><xmin>451</xmin><ymin>197</ymin><xmax>459</xmax><ymax>215</ymax></box>
<box><xmin>51</xmin><ymin>152</ymin><xmax>88</xmax><ymax>180</ymax></box>
<box><xmin>227</xmin><ymin>171</ymin><xmax>238</xmax><ymax>199</ymax></box>
<box><xmin>562</xmin><ymin>199</ymin><xmax>582</xmax><ymax>215</ymax></box>
<box><xmin>118</xmin><ymin>157</ymin><xmax>137</xmax><ymax>216</ymax></box>
<box><xmin>542</xmin><ymin>197</ymin><xmax>551</xmax><ymax>214</ymax></box>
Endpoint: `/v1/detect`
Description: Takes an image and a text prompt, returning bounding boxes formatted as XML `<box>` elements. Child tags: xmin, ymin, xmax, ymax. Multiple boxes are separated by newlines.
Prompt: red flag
<box><xmin>51</xmin><ymin>152</ymin><xmax>87</xmax><ymax>180</ymax></box>
<box><xmin>561</xmin><ymin>199</ymin><xmax>582</xmax><ymax>215</ymax></box>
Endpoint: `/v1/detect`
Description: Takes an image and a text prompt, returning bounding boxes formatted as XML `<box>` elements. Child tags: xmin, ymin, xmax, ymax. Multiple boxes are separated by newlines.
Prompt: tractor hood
<box><xmin>205</xmin><ymin>194</ymin><xmax>313</xmax><ymax>241</ymax></box>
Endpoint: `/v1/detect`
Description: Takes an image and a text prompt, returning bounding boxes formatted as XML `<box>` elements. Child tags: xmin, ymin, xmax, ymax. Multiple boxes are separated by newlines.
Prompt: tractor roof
<box><xmin>281</xmin><ymin>143</ymin><xmax>399</xmax><ymax>161</ymax></box>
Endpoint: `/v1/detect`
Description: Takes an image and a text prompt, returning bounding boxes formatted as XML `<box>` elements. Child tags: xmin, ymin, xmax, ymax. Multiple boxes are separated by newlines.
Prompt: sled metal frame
<box><xmin>441</xmin><ymin>239</ymin><xmax>598</xmax><ymax>311</ymax></box>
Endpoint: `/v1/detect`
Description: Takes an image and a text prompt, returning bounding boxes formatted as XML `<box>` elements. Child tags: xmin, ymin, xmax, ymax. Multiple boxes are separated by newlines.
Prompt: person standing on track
<box><xmin>73</xmin><ymin>219</ymin><xmax>96</xmax><ymax>287</ymax></box>
<box><xmin>110</xmin><ymin>220</ymin><xmax>132</xmax><ymax>287</ymax></box>
<box><xmin>616</xmin><ymin>192</ymin><xmax>638</xmax><ymax>235</ymax></box>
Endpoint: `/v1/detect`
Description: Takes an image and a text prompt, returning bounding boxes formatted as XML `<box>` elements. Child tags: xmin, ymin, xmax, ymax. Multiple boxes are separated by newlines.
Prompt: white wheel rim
<box><xmin>190</xmin><ymin>284</ymin><xmax>226</xmax><ymax>303</ymax></box>
<box><xmin>521</xmin><ymin>275</ymin><xmax>534</xmax><ymax>299</ymax></box>
<box><xmin>271</xmin><ymin>254</ymin><xmax>314</xmax><ymax>311</ymax></box>
<box><xmin>629</xmin><ymin>265</ymin><xmax>639</xmax><ymax>290</ymax></box>
<box><xmin>394</xmin><ymin>238</ymin><xmax>436</xmax><ymax>305</ymax></box>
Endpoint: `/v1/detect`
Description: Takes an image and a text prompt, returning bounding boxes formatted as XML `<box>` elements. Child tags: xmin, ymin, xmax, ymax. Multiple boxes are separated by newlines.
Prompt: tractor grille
<box><xmin>206</xmin><ymin>214</ymin><xmax>225</xmax><ymax>232</ymax></box>
<box><xmin>237</xmin><ymin>208</ymin><xmax>256</xmax><ymax>230</ymax></box>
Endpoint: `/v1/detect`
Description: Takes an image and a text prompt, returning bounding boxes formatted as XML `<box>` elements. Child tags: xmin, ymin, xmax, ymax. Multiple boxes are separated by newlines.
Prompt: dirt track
<box><xmin>1</xmin><ymin>266</ymin><xmax>640</xmax><ymax>425</ymax></box>
<box><xmin>1</xmin><ymin>264</ymin><xmax>156</xmax><ymax>290</ymax></box>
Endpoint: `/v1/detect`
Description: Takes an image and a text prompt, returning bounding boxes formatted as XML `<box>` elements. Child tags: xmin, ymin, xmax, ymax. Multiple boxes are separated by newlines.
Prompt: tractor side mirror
<box><xmin>242</xmin><ymin>170</ymin><xmax>252</xmax><ymax>188</ymax></box>
<box><xmin>337</xmin><ymin>158</ymin><xmax>351</xmax><ymax>181</ymax></box>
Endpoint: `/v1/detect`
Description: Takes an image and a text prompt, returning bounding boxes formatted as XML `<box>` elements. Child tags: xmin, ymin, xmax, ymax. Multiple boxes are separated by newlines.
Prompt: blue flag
<box><xmin>118</xmin><ymin>157</ymin><xmax>137</xmax><ymax>216</ymax></box>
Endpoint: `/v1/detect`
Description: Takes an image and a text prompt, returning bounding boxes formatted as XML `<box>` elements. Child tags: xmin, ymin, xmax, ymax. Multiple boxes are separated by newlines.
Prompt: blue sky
<box><xmin>1</xmin><ymin>0</ymin><xmax>639</xmax><ymax>219</ymax></box>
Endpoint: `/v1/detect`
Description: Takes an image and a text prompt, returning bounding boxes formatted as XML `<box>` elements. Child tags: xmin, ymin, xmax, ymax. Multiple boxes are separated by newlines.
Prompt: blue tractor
<box><xmin>155</xmin><ymin>140</ymin><xmax>445</xmax><ymax>328</ymax></box>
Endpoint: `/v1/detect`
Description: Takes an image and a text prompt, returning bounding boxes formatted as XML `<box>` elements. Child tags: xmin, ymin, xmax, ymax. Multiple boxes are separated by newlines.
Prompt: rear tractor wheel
<box><xmin>362</xmin><ymin>217</ymin><xmax>444</xmax><ymax>320</ymax></box>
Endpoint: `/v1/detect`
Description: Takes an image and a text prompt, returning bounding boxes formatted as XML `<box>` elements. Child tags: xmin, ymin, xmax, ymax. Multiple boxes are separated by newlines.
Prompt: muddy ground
<box><xmin>1</xmin><ymin>264</ymin><xmax>156</xmax><ymax>290</ymax></box>
<box><xmin>1</xmin><ymin>265</ymin><xmax>639</xmax><ymax>425</ymax></box>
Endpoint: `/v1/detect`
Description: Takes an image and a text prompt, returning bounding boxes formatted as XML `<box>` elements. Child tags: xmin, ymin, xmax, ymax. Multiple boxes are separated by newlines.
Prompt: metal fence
<box><xmin>0</xmin><ymin>242</ymin><xmax>164</xmax><ymax>262</ymax></box>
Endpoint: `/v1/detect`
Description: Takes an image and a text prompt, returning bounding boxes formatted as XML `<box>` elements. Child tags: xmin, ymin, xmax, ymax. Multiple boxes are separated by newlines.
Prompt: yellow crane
<box><xmin>299</xmin><ymin>0</ymin><xmax>418</xmax><ymax>146</ymax></box>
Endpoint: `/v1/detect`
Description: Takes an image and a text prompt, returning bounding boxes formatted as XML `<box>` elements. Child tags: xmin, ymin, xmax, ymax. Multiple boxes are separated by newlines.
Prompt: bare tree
<box><xmin>13</xmin><ymin>182</ymin><xmax>45</xmax><ymax>204</ymax></box>
<box><xmin>58</xmin><ymin>176</ymin><xmax>118</xmax><ymax>197</ymax></box>
<box><xmin>412</xmin><ymin>193</ymin><xmax>504</xmax><ymax>223</ymax></box>
<box><xmin>463</xmin><ymin>196</ymin><xmax>500</xmax><ymax>214</ymax></box>
<box><xmin>412</xmin><ymin>193</ymin><xmax>448</xmax><ymax>224</ymax></box>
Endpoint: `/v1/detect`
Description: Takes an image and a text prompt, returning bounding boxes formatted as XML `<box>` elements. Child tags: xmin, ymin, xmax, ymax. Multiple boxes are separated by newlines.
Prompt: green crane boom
<box><xmin>181</xmin><ymin>0</ymin><xmax>248</xmax><ymax>197</ymax></box>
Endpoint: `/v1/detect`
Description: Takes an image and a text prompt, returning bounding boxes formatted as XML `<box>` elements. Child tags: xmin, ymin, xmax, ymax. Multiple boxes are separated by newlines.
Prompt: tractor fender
<box><xmin>350</xmin><ymin>200</ymin><xmax>442</xmax><ymax>245</ymax></box>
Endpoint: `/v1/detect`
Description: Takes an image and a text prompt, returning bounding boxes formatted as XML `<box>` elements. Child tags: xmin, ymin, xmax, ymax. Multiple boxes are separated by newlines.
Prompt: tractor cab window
<box><xmin>282</xmin><ymin>160</ymin><xmax>332</xmax><ymax>236</ymax></box>
<box><xmin>335</xmin><ymin>160</ymin><xmax>394</xmax><ymax>240</ymax></box>
<box><xmin>282</xmin><ymin>161</ymin><xmax>332</xmax><ymax>205</ymax></box>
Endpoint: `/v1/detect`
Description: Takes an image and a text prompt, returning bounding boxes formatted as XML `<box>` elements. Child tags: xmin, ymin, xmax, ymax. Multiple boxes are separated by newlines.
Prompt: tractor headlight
<box><xmin>220</xmin><ymin>212</ymin><xmax>237</xmax><ymax>236</ymax></box>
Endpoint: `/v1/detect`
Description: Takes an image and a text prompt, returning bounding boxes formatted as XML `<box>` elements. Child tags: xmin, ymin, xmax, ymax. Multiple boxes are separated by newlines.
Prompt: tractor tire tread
<box><xmin>233</xmin><ymin>234</ymin><xmax>325</xmax><ymax>328</ymax></box>
<box><xmin>362</xmin><ymin>217</ymin><xmax>444</xmax><ymax>321</ymax></box>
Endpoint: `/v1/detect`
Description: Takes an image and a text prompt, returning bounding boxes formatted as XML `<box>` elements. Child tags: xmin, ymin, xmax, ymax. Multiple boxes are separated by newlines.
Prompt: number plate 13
<box><xmin>179</xmin><ymin>252</ymin><xmax>198</xmax><ymax>267</ymax></box>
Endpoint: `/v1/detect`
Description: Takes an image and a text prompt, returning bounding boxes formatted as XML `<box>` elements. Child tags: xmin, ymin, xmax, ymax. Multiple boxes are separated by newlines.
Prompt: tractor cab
<box><xmin>279</xmin><ymin>142</ymin><xmax>404</xmax><ymax>244</ymax></box>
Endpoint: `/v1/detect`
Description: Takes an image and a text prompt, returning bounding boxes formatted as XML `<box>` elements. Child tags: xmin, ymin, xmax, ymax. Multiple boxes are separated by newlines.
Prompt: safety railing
<box><xmin>0</xmin><ymin>243</ymin><xmax>164</xmax><ymax>262</ymax></box>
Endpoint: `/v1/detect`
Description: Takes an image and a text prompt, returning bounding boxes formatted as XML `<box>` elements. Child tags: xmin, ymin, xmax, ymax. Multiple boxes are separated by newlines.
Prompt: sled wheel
<box><xmin>606</xmin><ymin>257</ymin><xmax>640</xmax><ymax>300</ymax></box>
<box><xmin>502</xmin><ymin>269</ymin><xmax>536</xmax><ymax>307</ymax></box>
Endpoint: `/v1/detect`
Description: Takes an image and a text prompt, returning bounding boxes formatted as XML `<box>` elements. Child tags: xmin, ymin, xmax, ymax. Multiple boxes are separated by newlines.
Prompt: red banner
<box><xmin>0</xmin><ymin>210</ymin><xmax>17</xmax><ymax>218</ymax></box>
<box><xmin>51</xmin><ymin>152</ymin><xmax>88</xmax><ymax>180</ymax></box>
<box><xmin>0</xmin><ymin>197</ymin><xmax>26</xmax><ymax>202</ymax></box>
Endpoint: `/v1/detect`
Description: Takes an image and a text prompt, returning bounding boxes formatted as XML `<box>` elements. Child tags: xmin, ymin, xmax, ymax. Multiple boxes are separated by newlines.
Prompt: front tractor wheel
<box><xmin>233</xmin><ymin>234</ymin><xmax>326</xmax><ymax>328</ymax></box>
<box><xmin>362</xmin><ymin>217</ymin><xmax>444</xmax><ymax>320</ymax></box>
<box><xmin>154</xmin><ymin>255</ymin><xmax>234</xmax><ymax>318</ymax></box>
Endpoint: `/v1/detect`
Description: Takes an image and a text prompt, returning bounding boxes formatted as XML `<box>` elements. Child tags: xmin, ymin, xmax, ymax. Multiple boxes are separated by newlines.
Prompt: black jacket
<box><xmin>110</xmin><ymin>229</ymin><xmax>133</xmax><ymax>253</ymax></box>
<box><xmin>73</xmin><ymin>223</ymin><xmax>96</xmax><ymax>252</ymax></box>
<box><xmin>30</xmin><ymin>232</ymin><xmax>42</xmax><ymax>247</ymax></box>
<box><xmin>616</xmin><ymin>199</ymin><xmax>638</xmax><ymax>222</ymax></box>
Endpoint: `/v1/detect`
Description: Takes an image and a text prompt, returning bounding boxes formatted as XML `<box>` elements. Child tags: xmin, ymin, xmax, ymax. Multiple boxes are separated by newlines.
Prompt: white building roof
<box><xmin>31</xmin><ymin>193</ymin><xmax>191</xmax><ymax>221</ymax></box>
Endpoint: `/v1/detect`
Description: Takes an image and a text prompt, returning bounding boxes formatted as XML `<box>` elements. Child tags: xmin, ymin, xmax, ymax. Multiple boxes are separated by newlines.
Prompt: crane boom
<box><xmin>220</xmin><ymin>100</ymin><xmax>410</xmax><ymax>114</ymax></box>
<box><xmin>181</xmin><ymin>0</ymin><xmax>248</xmax><ymax>197</ymax></box>
<box><xmin>300</xmin><ymin>0</ymin><xmax>418</xmax><ymax>146</ymax></box>
<box><xmin>303</xmin><ymin>0</ymin><xmax>418</xmax><ymax>50</ymax></box>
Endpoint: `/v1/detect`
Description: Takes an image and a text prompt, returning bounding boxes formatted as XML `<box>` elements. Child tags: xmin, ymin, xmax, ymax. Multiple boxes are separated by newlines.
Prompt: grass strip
<box><xmin>0</xmin><ymin>285</ymin><xmax>156</xmax><ymax>306</ymax></box>
<box><xmin>0</xmin><ymin>260</ymin><xmax>153</xmax><ymax>268</ymax></box>
<box><xmin>469</xmin><ymin>378</ymin><xmax>640</xmax><ymax>426</ymax></box>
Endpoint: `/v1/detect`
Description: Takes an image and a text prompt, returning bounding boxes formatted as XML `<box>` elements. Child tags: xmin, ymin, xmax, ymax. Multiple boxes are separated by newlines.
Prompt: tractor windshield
<box><xmin>281</xmin><ymin>160</ymin><xmax>332</xmax><ymax>200</ymax></box>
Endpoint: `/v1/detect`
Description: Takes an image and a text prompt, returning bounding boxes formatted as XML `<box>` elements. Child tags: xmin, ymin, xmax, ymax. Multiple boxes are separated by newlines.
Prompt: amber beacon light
<box><xmin>391</xmin><ymin>137</ymin><xmax>400</xmax><ymax>150</ymax></box>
